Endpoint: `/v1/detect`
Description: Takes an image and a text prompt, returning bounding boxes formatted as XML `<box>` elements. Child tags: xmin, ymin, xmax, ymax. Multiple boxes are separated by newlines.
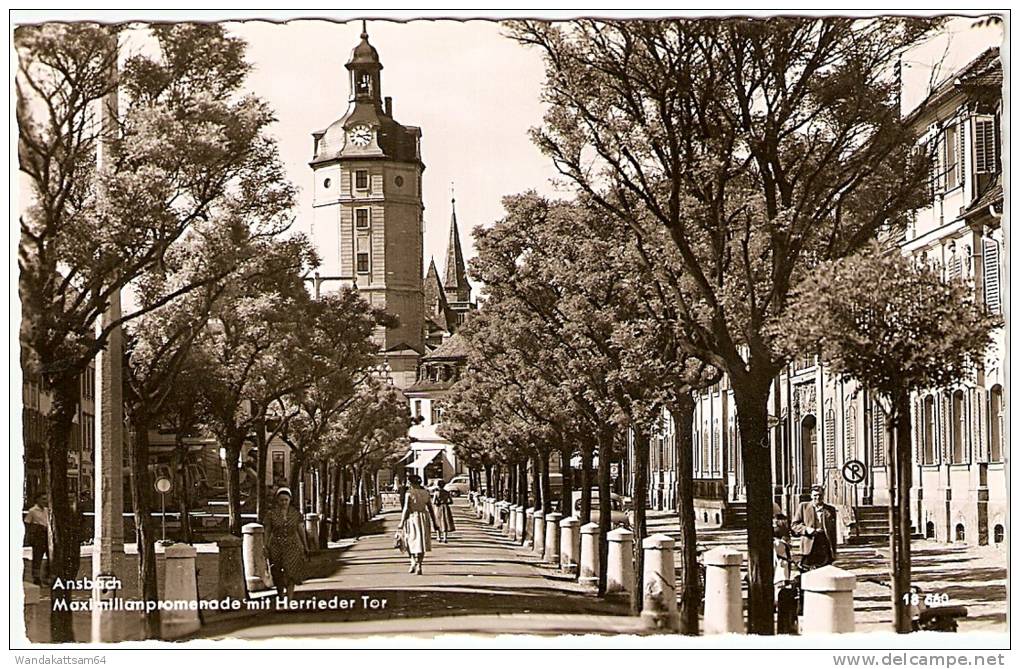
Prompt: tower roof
<box><xmin>347</xmin><ymin>21</ymin><xmax>382</xmax><ymax>70</ymax></box>
<box><xmin>423</xmin><ymin>257</ymin><xmax>451</xmax><ymax>331</ymax></box>
<box><xmin>443</xmin><ymin>193</ymin><xmax>472</xmax><ymax>303</ymax></box>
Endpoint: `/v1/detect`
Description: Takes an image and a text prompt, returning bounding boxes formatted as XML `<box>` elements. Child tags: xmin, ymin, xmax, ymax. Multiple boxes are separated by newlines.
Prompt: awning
<box><xmin>408</xmin><ymin>449</ymin><xmax>443</xmax><ymax>471</ymax></box>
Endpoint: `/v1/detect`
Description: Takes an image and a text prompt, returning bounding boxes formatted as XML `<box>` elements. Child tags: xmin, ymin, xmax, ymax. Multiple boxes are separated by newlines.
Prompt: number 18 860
<box><xmin>903</xmin><ymin>592</ymin><xmax>949</xmax><ymax>606</ymax></box>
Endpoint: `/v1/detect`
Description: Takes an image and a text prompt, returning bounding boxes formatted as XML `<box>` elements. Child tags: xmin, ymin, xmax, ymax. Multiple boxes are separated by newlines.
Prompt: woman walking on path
<box><xmin>264</xmin><ymin>487</ymin><xmax>308</xmax><ymax>599</ymax></box>
<box><xmin>399</xmin><ymin>474</ymin><xmax>439</xmax><ymax>574</ymax></box>
<box><xmin>432</xmin><ymin>480</ymin><xmax>456</xmax><ymax>543</ymax></box>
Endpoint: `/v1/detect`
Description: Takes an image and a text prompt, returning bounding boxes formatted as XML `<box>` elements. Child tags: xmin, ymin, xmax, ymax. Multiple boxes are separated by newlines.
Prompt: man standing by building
<box><xmin>792</xmin><ymin>485</ymin><xmax>837</xmax><ymax>569</ymax></box>
<box><xmin>24</xmin><ymin>492</ymin><xmax>50</xmax><ymax>585</ymax></box>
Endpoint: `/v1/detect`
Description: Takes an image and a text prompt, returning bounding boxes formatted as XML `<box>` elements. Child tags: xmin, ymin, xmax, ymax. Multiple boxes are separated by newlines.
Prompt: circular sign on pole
<box><xmin>841</xmin><ymin>459</ymin><xmax>866</xmax><ymax>485</ymax></box>
<box><xmin>154</xmin><ymin>476</ymin><xmax>173</xmax><ymax>494</ymax></box>
<box><xmin>610</xmin><ymin>463</ymin><xmax>619</xmax><ymax>480</ymax></box>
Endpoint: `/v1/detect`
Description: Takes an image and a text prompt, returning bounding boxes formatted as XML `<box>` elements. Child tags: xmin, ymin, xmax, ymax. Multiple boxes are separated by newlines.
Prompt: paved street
<box><xmin>197</xmin><ymin>499</ymin><xmax>639</xmax><ymax>639</ymax></box>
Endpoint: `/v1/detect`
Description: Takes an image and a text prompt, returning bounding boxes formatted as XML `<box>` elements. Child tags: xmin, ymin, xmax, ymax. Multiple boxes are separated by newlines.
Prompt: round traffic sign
<box><xmin>841</xmin><ymin>459</ymin><xmax>866</xmax><ymax>485</ymax></box>
<box><xmin>154</xmin><ymin>476</ymin><xmax>173</xmax><ymax>494</ymax></box>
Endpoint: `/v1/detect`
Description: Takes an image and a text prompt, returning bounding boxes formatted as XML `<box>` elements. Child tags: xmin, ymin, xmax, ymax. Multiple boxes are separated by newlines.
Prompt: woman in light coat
<box><xmin>399</xmin><ymin>474</ymin><xmax>439</xmax><ymax>574</ymax></box>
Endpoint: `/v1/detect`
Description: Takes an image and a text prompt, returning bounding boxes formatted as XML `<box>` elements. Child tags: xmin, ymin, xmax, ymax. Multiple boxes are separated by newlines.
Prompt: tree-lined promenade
<box><xmin>18</xmin><ymin>24</ymin><xmax>409</xmax><ymax>642</ymax></box>
<box><xmin>17</xmin><ymin>16</ymin><xmax>1000</xmax><ymax>643</ymax></box>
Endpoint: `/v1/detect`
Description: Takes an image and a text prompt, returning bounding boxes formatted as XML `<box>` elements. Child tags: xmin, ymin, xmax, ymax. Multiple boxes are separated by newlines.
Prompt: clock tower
<box><xmin>309</xmin><ymin>24</ymin><xmax>425</xmax><ymax>388</ymax></box>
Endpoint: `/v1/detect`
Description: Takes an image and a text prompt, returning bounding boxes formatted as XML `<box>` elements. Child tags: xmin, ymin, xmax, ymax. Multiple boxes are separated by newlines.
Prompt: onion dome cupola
<box><xmin>347</xmin><ymin>21</ymin><xmax>383</xmax><ymax>105</ymax></box>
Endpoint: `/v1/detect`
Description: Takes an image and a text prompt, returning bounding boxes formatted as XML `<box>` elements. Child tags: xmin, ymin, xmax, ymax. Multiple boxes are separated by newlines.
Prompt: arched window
<box><xmin>923</xmin><ymin>396</ymin><xmax>936</xmax><ymax>464</ymax></box>
<box><xmin>994</xmin><ymin>524</ymin><xmax>1005</xmax><ymax>545</ymax></box>
<box><xmin>989</xmin><ymin>385</ymin><xmax>1003</xmax><ymax>463</ymax></box>
<box><xmin>925</xmin><ymin>521</ymin><xmax>935</xmax><ymax>539</ymax></box>
<box><xmin>955</xmin><ymin>523</ymin><xmax>966</xmax><ymax>543</ymax></box>
<box><xmin>824</xmin><ymin>403</ymin><xmax>836</xmax><ymax>468</ymax></box>
<box><xmin>951</xmin><ymin>390</ymin><xmax>966</xmax><ymax>463</ymax></box>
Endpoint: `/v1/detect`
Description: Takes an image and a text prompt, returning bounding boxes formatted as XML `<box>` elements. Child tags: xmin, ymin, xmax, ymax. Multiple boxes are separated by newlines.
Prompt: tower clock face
<box><xmin>348</xmin><ymin>125</ymin><xmax>373</xmax><ymax>147</ymax></box>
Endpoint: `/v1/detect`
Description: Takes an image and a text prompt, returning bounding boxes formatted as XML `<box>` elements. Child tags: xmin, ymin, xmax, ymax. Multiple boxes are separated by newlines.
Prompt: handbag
<box><xmin>393</xmin><ymin>530</ymin><xmax>404</xmax><ymax>551</ymax></box>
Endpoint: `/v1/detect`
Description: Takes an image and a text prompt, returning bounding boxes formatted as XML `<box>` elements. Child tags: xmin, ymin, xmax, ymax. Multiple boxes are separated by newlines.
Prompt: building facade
<box><xmin>646</xmin><ymin>48</ymin><xmax>1006</xmax><ymax>547</ymax></box>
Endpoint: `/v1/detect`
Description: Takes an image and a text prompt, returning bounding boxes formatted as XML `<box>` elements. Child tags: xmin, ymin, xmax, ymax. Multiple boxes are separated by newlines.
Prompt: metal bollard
<box><xmin>579</xmin><ymin>522</ymin><xmax>600</xmax><ymax>591</ymax></box>
<box><xmin>162</xmin><ymin>544</ymin><xmax>201</xmax><ymax>638</ymax></box>
<box><xmin>703</xmin><ymin>547</ymin><xmax>743</xmax><ymax>634</ymax></box>
<box><xmin>544</xmin><ymin>512</ymin><xmax>562</xmax><ymax>564</ymax></box>
<box><xmin>242</xmin><ymin>523</ymin><xmax>273</xmax><ymax>591</ymax></box>
<box><xmin>801</xmin><ymin>565</ymin><xmax>856</xmax><ymax>634</ymax></box>
<box><xmin>216</xmin><ymin>535</ymin><xmax>247</xmax><ymax>601</ymax></box>
<box><xmin>641</xmin><ymin>534</ymin><xmax>680</xmax><ymax>631</ymax></box>
<box><xmin>560</xmin><ymin>516</ymin><xmax>581</xmax><ymax>574</ymax></box>
<box><xmin>605</xmin><ymin>527</ymin><xmax>635</xmax><ymax>597</ymax></box>
<box><xmin>533</xmin><ymin>510</ymin><xmax>546</xmax><ymax>556</ymax></box>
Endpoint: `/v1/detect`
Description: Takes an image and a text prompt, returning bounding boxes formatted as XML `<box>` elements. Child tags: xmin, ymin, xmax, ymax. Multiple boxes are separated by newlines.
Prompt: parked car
<box><xmin>444</xmin><ymin>475</ymin><xmax>471</xmax><ymax>496</ymax></box>
<box><xmin>571</xmin><ymin>489</ymin><xmax>631</xmax><ymax>528</ymax></box>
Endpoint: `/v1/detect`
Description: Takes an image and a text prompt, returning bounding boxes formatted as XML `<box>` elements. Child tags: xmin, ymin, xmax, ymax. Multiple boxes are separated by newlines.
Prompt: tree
<box><xmin>16</xmin><ymin>23</ymin><xmax>279</xmax><ymax>641</ymax></box>
<box><xmin>509</xmin><ymin>17</ymin><xmax>939</xmax><ymax>633</ymax></box>
<box><xmin>779</xmin><ymin>242</ymin><xmax>997</xmax><ymax>632</ymax></box>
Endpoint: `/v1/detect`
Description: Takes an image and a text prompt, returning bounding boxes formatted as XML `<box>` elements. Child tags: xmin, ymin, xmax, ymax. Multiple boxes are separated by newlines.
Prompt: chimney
<box><xmin>384</xmin><ymin>96</ymin><xmax>393</xmax><ymax>116</ymax></box>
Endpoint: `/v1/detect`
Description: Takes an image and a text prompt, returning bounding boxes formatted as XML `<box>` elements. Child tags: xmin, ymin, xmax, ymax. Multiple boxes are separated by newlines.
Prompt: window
<box><xmin>355</xmin><ymin>208</ymin><xmax>370</xmax><ymax>230</ymax></box>
<box><xmin>951</xmin><ymin>390</ymin><xmax>966</xmax><ymax>463</ymax></box>
<box><xmin>414</xmin><ymin>400</ymin><xmax>422</xmax><ymax>419</ymax></box>
<box><xmin>989</xmin><ymin>385</ymin><xmax>1003</xmax><ymax>462</ymax></box>
<box><xmin>356</xmin><ymin>253</ymin><xmax>369</xmax><ymax>274</ymax></box>
<box><xmin>943</xmin><ymin>122</ymin><xmax>960</xmax><ymax>190</ymax></box>
<box><xmin>984</xmin><ymin>238</ymin><xmax>1001</xmax><ymax>314</ymax></box>
<box><xmin>974</xmin><ymin>117</ymin><xmax>998</xmax><ymax>174</ymax></box>
<box><xmin>872</xmin><ymin>402</ymin><xmax>886</xmax><ymax>466</ymax></box>
<box><xmin>922</xmin><ymin>395</ymin><xmax>936</xmax><ymax>464</ymax></box>
<box><xmin>355</xmin><ymin>170</ymin><xmax>368</xmax><ymax>190</ymax></box>
<box><xmin>272</xmin><ymin>452</ymin><xmax>285</xmax><ymax>485</ymax></box>
<box><xmin>431</xmin><ymin>402</ymin><xmax>443</xmax><ymax>425</ymax></box>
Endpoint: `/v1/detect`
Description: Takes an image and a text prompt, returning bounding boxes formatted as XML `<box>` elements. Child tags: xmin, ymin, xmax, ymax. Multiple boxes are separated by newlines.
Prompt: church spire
<box><xmin>443</xmin><ymin>187</ymin><xmax>471</xmax><ymax>303</ymax></box>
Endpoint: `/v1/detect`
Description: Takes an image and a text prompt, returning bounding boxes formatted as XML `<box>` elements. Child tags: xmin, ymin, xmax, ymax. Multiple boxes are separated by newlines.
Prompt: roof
<box><xmin>443</xmin><ymin>197</ymin><xmax>472</xmax><ymax>303</ymax></box>
<box><xmin>347</xmin><ymin>30</ymin><xmax>382</xmax><ymax>69</ymax></box>
<box><xmin>404</xmin><ymin>379</ymin><xmax>455</xmax><ymax>393</ymax></box>
<box><xmin>423</xmin><ymin>258</ymin><xmax>451</xmax><ymax>331</ymax></box>
<box><xmin>906</xmin><ymin>48</ymin><xmax>1001</xmax><ymax>124</ymax></box>
<box><xmin>423</xmin><ymin>333</ymin><xmax>470</xmax><ymax>361</ymax></box>
<box><xmin>961</xmin><ymin>174</ymin><xmax>1003</xmax><ymax>220</ymax></box>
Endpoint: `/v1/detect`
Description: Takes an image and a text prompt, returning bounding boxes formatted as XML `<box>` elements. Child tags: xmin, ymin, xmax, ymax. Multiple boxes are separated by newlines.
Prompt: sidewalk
<box><xmin>197</xmin><ymin>499</ymin><xmax>639</xmax><ymax>639</ymax></box>
<box><xmin>643</xmin><ymin>509</ymin><xmax>1008</xmax><ymax>632</ymax></box>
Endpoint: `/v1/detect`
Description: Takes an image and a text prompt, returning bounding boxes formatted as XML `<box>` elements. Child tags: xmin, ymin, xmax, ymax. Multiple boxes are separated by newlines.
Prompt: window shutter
<box><xmin>948</xmin><ymin>254</ymin><xmax>963</xmax><ymax>281</ymax></box>
<box><xmin>824</xmin><ymin>406</ymin><xmax>836</xmax><ymax>469</ymax></box>
<box><xmin>983</xmin><ymin>238</ymin><xmax>1001</xmax><ymax>314</ymax></box>
<box><xmin>958</xmin><ymin>119</ymin><xmax>967</xmax><ymax>188</ymax></box>
<box><xmin>974</xmin><ymin>118</ymin><xmax>997</xmax><ymax>174</ymax></box>
<box><xmin>939</xmin><ymin>395</ymin><xmax>949</xmax><ymax>463</ymax></box>
<box><xmin>873</xmin><ymin>402</ymin><xmax>886</xmax><ymax>466</ymax></box>
<box><xmin>972</xmin><ymin>388</ymin><xmax>984</xmax><ymax>463</ymax></box>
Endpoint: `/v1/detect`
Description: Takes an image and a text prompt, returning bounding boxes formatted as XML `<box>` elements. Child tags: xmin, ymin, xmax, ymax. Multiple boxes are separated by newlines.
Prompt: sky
<box><xmin>224</xmin><ymin>19</ymin><xmax>563</xmax><ymax>276</ymax></box>
<box><xmin>220</xmin><ymin>15</ymin><xmax>1001</xmax><ymax>277</ymax></box>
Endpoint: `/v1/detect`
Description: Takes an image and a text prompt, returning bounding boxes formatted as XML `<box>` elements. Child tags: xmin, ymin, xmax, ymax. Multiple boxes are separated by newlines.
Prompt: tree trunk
<box><xmin>596</xmin><ymin>425</ymin><xmax>614</xmax><ymax>596</ymax></box>
<box><xmin>128</xmin><ymin>420</ymin><xmax>160</xmax><ymax>638</ymax></box>
<box><xmin>316</xmin><ymin>465</ymin><xmax>328</xmax><ymax>540</ymax></box>
<box><xmin>288</xmin><ymin>449</ymin><xmax>304</xmax><ymax>503</ymax></box>
<box><xmin>671</xmin><ymin>393</ymin><xmax>700</xmax><ymax>634</ymax></box>
<box><xmin>224</xmin><ymin>436</ymin><xmax>243</xmax><ymax>537</ymax></box>
<box><xmin>631</xmin><ymin>428</ymin><xmax>650</xmax><ymax>615</ymax></box>
<box><xmin>508</xmin><ymin>464</ymin><xmax>516</xmax><ymax>504</ymax></box>
<box><xmin>559</xmin><ymin>446</ymin><xmax>573</xmax><ymax>515</ymax></box>
<box><xmin>336</xmin><ymin>467</ymin><xmax>350</xmax><ymax>538</ymax></box>
<box><xmin>173</xmin><ymin>437</ymin><xmax>193</xmax><ymax>543</ymax></box>
<box><xmin>517</xmin><ymin>460</ymin><xmax>529</xmax><ymax>543</ymax></box>
<box><xmin>254</xmin><ymin>413</ymin><xmax>268</xmax><ymax>521</ymax></box>
<box><xmin>530</xmin><ymin>453</ymin><xmax>541</xmax><ymax>511</ymax></box>
<box><xmin>580</xmin><ymin>442</ymin><xmax>593</xmax><ymax>524</ymax></box>
<box><xmin>42</xmin><ymin>387</ymin><xmax>78</xmax><ymax>642</ymax></box>
<box><xmin>539</xmin><ymin>451</ymin><xmax>552</xmax><ymax>514</ymax></box>
<box><xmin>484</xmin><ymin>464</ymin><xmax>493</xmax><ymax>496</ymax></box>
<box><xmin>891</xmin><ymin>390</ymin><xmax>914</xmax><ymax>633</ymax></box>
<box><xmin>732</xmin><ymin>376</ymin><xmax>776</xmax><ymax>635</ymax></box>
<box><xmin>351</xmin><ymin>467</ymin><xmax>362</xmax><ymax>535</ymax></box>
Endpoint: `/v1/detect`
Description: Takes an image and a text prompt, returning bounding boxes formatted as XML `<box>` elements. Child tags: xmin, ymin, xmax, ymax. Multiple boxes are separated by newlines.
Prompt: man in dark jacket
<box><xmin>792</xmin><ymin>485</ymin><xmax>838</xmax><ymax>569</ymax></box>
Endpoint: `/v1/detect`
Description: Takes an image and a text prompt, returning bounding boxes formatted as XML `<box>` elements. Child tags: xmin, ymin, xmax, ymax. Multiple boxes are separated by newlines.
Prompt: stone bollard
<box><xmin>605</xmin><ymin>527</ymin><xmax>635</xmax><ymax>597</ymax></box>
<box><xmin>488</xmin><ymin>498</ymin><xmax>497</xmax><ymax>525</ymax></box>
<box><xmin>533</xmin><ymin>510</ymin><xmax>546</xmax><ymax>556</ymax></box>
<box><xmin>508</xmin><ymin>505</ymin><xmax>518</xmax><ymax>540</ymax></box>
<box><xmin>304</xmin><ymin>513</ymin><xmax>320</xmax><ymax>551</ymax></box>
<box><xmin>524</xmin><ymin>508</ymin><xmax>535</xmax><ymax>547</ymax></box>
<box><xmin>560</xmin><ymin>516</ymin><xmax>581</xmax><ymax>574</ymax></box>
<box><xmin>475</xmin><ymin>495</ymin><xmax>483</xmax><ymax>518</ymax></box>
<box><xmin>641</xmin><ymin>534</ymin><xmax>679</xmax><ymax>631</ymax></box>
<box><xmin>515</xmin><ymin>505</ymin><xmax>527</xmax><ymax>542</ymax></box>
<box><xmin>216</xmin><ymin>535</ymin><xmax>247</xmax><ymax>602</ymax></box>
<box><xmin>801</xmin><ymin>565</ymin><xmax>857</xmax><ymax>634</ymax></box>
<box><xmin>579</xmin><ymin>522</ymin><xmax>600</xmax><ymax>590</ymax></box>
<box><xmin>502</xmin><ymin>503</ymin><xmax>513</xmax><ymax>536</ymax></box>
<box><xmin>242</xmin><ymin>523</ymin><xmax>273</xmax><ymax>591</ymax></box>
<box><xmin>162</xmin><ymin>544</ymin><xmax>201</xmax><ymax>638</ymax></box>
<box><xmin>703</xmin><ymin>547</ymin><xmax>743</xmax><ymax>634</ymax></box>
<box><xmin>481</xmin><ymin>498</ymin><xmax>491</xmax><ymax>524</ymax></box>
<box><xmin>544</xmin><ymin>512</ymin><xmax>562</xmax><ymax>564</ymax></box>
<box><xmin>496</xmin><ymin>501</ymin><xmax>507</xmax><ymax>530</ymax></box>
<box><xmin>23</xmin><ymin>582</ymin><xmax>41</xmax><ymax>641</ymax></box>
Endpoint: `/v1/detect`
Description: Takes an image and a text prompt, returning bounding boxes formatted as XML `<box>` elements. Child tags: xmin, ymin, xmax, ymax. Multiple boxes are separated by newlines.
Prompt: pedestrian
<box><xmin>772</xmin><ymin>503</ymin><xmax>793</xmax><ymax>591</ymax></box>
<box><xmin>24</xmin><ymin>492</ymin><xmax>49</xmax><ymax>585</ymax></box>
<box><xmin>264</xmin><ymin>487</ymin><xmax>308</xmax><ymax>600</ymax></box>
<box><xmin>398</xmin><ymin>474</ymin><xmax>439</xmax><ymax>574</ymax></box>
<box><xmin>792</xmin><ymin>485</ymin><xmax>838</xmax><ymax>569</ymax></box>
<box><xmin>432</xmin><ymin>479</ymin><xmax>456</xmax><ymax>543</ymax></box>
